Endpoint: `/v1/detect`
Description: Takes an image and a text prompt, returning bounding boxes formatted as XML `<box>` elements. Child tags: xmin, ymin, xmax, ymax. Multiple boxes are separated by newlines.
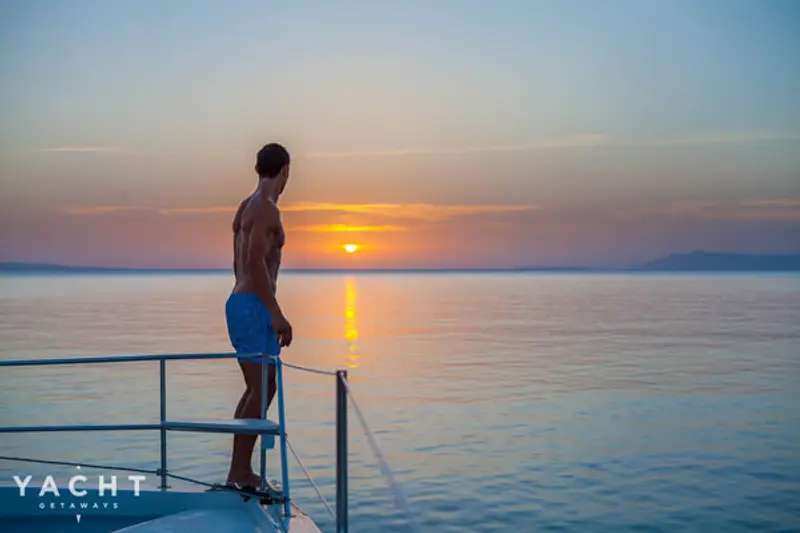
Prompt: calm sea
<box><xmin>0</xmin><ymin>272</ymin><xmax>798</xmax><ymax>532</ymax></box>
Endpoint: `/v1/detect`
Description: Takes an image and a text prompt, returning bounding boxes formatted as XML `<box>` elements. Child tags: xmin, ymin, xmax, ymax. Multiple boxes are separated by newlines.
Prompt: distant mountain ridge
<box><xmin>2</xmin><ymin>251</ymin><xmax>799</xmax><ymax>272</ymax></box>
<box><xmin>0</xmin><ymin>262</ymin><xmax>225</xmax><ymax>273</ymax></box>
<box><xmin>0</xmin><ymin>262</ymin><xmax>118</xmax><ymax>272</ymax></box>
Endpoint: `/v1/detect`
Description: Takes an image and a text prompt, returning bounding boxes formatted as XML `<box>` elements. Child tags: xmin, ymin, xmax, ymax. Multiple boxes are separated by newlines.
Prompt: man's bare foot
<box><xmin>227</xmin><ymin>472</ymin><xmax>260</xmax><ymax>488</ymax></box>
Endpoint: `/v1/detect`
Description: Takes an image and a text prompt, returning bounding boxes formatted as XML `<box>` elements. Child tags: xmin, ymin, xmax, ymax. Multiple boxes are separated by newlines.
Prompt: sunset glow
<box><xmin>1</xmin><ymin>2</ymin><xmax>798</xmax><ymax>269</ymax></box>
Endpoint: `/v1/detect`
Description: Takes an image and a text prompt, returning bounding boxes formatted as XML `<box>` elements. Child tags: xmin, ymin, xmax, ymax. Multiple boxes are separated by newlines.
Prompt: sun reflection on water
<box><xmin>344</xmin><ymin>277</ymin><xmax>360</xmax><ymax>369</ymax></box>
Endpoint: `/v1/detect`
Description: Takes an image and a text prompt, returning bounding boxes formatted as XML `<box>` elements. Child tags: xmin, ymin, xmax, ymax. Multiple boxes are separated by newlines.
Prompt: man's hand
<box><xmin>273</xmin><ymin>312</ymin><xmax>293</xmax><ymax>348</ymax></box>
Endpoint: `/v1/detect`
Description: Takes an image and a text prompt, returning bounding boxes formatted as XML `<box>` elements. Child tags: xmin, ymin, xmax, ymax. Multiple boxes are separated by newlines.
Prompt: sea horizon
<box><xmin>3</xmin><ymin>266</ymin><xmax>800</xmax><ymax>276</ymax></box>
<box><xmin>3</xmin><ymin>250</ymin><xmax>800</xmax><ymax>274</ymax></box>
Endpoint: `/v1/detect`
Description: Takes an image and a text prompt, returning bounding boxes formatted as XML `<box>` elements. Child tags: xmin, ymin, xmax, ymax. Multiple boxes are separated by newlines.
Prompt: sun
<box><xmin>343</xmin><ymin>244</ymin><xmax>359</xmax><ymax>254</ymax></box>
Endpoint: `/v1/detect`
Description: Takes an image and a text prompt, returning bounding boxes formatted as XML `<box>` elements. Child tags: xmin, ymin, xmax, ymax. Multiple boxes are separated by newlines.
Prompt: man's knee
<box><xmin>241</xmin><ymin>361</ymin><xmax>266</xmax><ymax>385</ymax></box>
<box><xmin>240</xmin><ymin>361</ymin><xmax>277</xmax><ymax>395</ymax></box>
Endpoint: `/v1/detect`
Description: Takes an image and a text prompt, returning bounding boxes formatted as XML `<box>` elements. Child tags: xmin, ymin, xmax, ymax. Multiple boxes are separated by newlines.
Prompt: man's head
<box><xmin>256</xmin><ymin>143</ymin><xmax>290</xmax><ymax>193</ymax></box>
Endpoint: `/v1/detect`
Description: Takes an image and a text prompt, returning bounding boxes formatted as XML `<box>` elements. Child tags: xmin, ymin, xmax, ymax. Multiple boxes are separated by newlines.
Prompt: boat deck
<box><xmin>0</xmin><ymin>485</ymin><xmax>322</xmax><ymax>533</ymax></box>
<box><xmin>0</xmin><ymin>351</ymin><xmax>358</xmax><ymax>532</ymax></box>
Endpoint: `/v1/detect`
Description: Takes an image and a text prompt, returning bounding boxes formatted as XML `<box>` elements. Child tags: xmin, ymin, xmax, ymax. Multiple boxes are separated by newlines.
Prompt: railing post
<box><xmin>336</xmin><ymin>370</ymin><xmax>348</xmax><ymax>533</ymax></box>
<box><xmin>276</xmin><ymin>356</ymin><xmax>291</xmax><ymax>519</ymax></box>
<box><xmin>159</xmin><ymin>359</ymin><xmax>168</xmax><ymax>490</ymax></box>
<box><xmin>259</xmin><ymin>357</ymin><xmax>269</xmax><ymax>491</ymax></box>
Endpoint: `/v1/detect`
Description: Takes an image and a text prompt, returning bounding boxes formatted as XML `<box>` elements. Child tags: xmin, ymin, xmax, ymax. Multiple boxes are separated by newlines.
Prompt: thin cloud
<box><xmin>712</xmin><ymin>210</ymin><xmax>800</xmax><ymax>222</ymax></box>
<box><xmin>613</xmin><ymin>199</ymin><xmax>800</xmax><ymax>222</ymax></box>
<box><xmin>157</xmin><ymin>206</ymin><xmax>238</xmax><ymax>215</ymax></box>
<box><xmin>41</xmin><ymin>145</ymin><xmax>128</xmax><ymax>154</ymax></box>
<box><xmin>61</xmin><ymin>202</ymin><xmax>538</xmax><ymax>222</ymax></box>
<box><xmin>301</xmin><ymin>132</ymin><xmax>799</xmax><ymax>159</ymax></box>
<box><xmin>62</xmin><ymin>205</ymin><xmax>147</xmax><ymax>215</ymax></box>
<box><xmin>32</xmin><ymin>137</ymin><xmax>610</xmax><ymax>158</ymax></box>
<box><xmin>739</xmin><ymin>199</ymin><xmax>800</xmax><ymax>209</ymax></box>
<box><xmin>281</xmin><ymin>202</ymin><xmax>538</xmax><ymax>221</ymax></box>
<box><xmin>32</xmin><ymin>146</ymin><xmax>239</xmax><ymax>156</ymax></box>
<box><xmin>288</xmin><ymin>224</ymin><xmax>407</xmax><ymax>233</ymax></box>
<box><xmin>31</xmin><ymin>131</ymin><xmax>798</xmax><ymax>159</ymax></box>
<box><xmin>302</xmin><ymin>135</ymin><xmax>611</xmax><ymax>159</ymax></box>
<box><xmin>633</xmin><ymin>131</ymin><xmax>799</xmax><ymax>147</ymax></box>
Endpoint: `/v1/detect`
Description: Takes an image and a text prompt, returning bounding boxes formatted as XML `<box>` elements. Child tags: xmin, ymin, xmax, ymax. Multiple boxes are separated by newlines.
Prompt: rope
<box><xmin>232</xmin><ymin>355</ymin><xmax>337</xmax><ymax>377</ymax></box>
<box><xmin>281</xmin><ymin>361</ymin><xmax>338</xmax><ymax>376</ymax></box>
<box><xmin>339</xmin><ymin>376</ymin><xmax>424</xmax><ymax>533</ymax></box>
<box><xmin>0</xmin><ymin>455</ymin><xmax>156</xmax><ymax>477</ymax></box>
<box><xmin>285</xmin><ymin>437</ymin><xmax>336</xmax><ymax>520</ymax></box>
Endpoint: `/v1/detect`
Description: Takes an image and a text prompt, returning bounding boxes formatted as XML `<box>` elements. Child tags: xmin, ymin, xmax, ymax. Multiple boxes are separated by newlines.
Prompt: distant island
<box><xmin>1</xmin><ymin>251</ymin><xmax>799</xmax><ymax>273</ymax></box>
<box><xmin>0</xmin><ymin>263</ymin><xmax>226</xmax><ymax>274</ymax></box>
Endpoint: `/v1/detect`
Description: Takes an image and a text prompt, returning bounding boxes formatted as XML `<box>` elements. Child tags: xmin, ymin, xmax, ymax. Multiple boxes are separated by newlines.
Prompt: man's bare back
<box><xmin>223</xmin><ymin>142</ymin><xmax>292</xmax><ymax>488</ymax></box>
<box><xmin>232</xmin><ymin>193</ymin><xmax>285</xmax><ymax>297</ymax></box>
<box><xmin>227</xmin><ymin>189</ymin><xmax>291</xmax><ymax>347</ymax></box>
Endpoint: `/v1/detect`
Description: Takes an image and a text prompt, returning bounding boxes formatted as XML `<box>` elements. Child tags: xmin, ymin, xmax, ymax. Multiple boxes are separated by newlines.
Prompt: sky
<box><xmin>1</xmin><ymin>0</ymin><xmax>799</xmax><ymax>269</ymax></box>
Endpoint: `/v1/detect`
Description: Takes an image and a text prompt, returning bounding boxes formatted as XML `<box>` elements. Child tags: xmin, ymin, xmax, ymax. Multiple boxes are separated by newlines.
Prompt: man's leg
<box><xmin>233</xmin><ymin>385</ymin><xmax>251</xmax><ymax>418</ymax></box>
<box><xmin>227</xmin><ymin>360</ymin><xmax>276</xmax><ymax>486</ymax></box>
<box><xmin>227</xmin><ymin>384</ymin><xmax>250</xmax><ymax>478</ymax></box>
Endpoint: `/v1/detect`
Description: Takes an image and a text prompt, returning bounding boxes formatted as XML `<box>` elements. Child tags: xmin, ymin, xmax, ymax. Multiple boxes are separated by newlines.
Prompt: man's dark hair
<box><xmin>256</xmin><ymin>143</ymin><xmax>290</xmax><ymax>178</ymax></box>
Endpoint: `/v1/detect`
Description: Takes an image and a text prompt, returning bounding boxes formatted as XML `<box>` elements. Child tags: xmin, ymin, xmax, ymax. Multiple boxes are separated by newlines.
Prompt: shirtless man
<box><xmin>224</xmin><ymin>143</ymin><xmax>293</xmax><ymax>488</ymax></box>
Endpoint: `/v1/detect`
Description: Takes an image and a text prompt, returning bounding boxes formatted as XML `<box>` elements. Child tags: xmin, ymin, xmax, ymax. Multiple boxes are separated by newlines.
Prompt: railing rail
<box><xmin>0</xmin><ymin>351</ymin><xmax>257</xmax><ymax>367</ymax></box>
<box><xmin>0</xmin><ymin>351</ymin><xmax>349</xmax><ymax>529</ymax></box>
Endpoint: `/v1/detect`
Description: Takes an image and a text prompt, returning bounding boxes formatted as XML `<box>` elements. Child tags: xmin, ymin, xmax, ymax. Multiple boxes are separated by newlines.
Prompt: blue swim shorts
<box><xmin>225</xmin><ymin>293</ymin><xmax>281</xmax><ymax>362</ymax></box>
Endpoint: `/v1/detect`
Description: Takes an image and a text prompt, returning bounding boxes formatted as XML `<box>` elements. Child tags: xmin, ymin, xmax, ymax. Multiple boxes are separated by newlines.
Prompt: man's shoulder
<box><xmin>244</xmin><ymin>195</ymin><xmax>279</xmax><ymax>224</ymax></box>
<box><xmin>233</xmin><ymin>197</ymin><xmax>250</xmax><ymax>220</ymax></box>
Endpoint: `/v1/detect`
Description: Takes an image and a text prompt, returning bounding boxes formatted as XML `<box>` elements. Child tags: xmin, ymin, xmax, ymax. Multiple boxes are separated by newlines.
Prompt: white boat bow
<box><xmin>0</xmin><ymin>484</ymin><xmax>322</xmax><ymax>532</ymax></box>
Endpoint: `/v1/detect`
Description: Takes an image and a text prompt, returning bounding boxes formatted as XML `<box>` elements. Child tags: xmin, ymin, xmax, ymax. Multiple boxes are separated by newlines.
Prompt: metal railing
<box><xmin>0</xmin><ymin>352</ymin><xmax>350</xmax><ymax>531</ymax></box>
<box><xmin>336</xmin><ymin>369</ymin><xmax>348</xmax><ymax>533</ymax></box>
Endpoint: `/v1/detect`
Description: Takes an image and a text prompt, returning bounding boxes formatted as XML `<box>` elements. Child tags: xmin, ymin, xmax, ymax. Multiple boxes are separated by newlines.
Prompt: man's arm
<box><xmin>232</xmin><ymin>200</ymin><xmax>247</xmax><ymax>277</ymax></box>
<box><xmin>245</xmin><ymin>207</ymin><xmax>293</xmax><ymax>347</ymax></box>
